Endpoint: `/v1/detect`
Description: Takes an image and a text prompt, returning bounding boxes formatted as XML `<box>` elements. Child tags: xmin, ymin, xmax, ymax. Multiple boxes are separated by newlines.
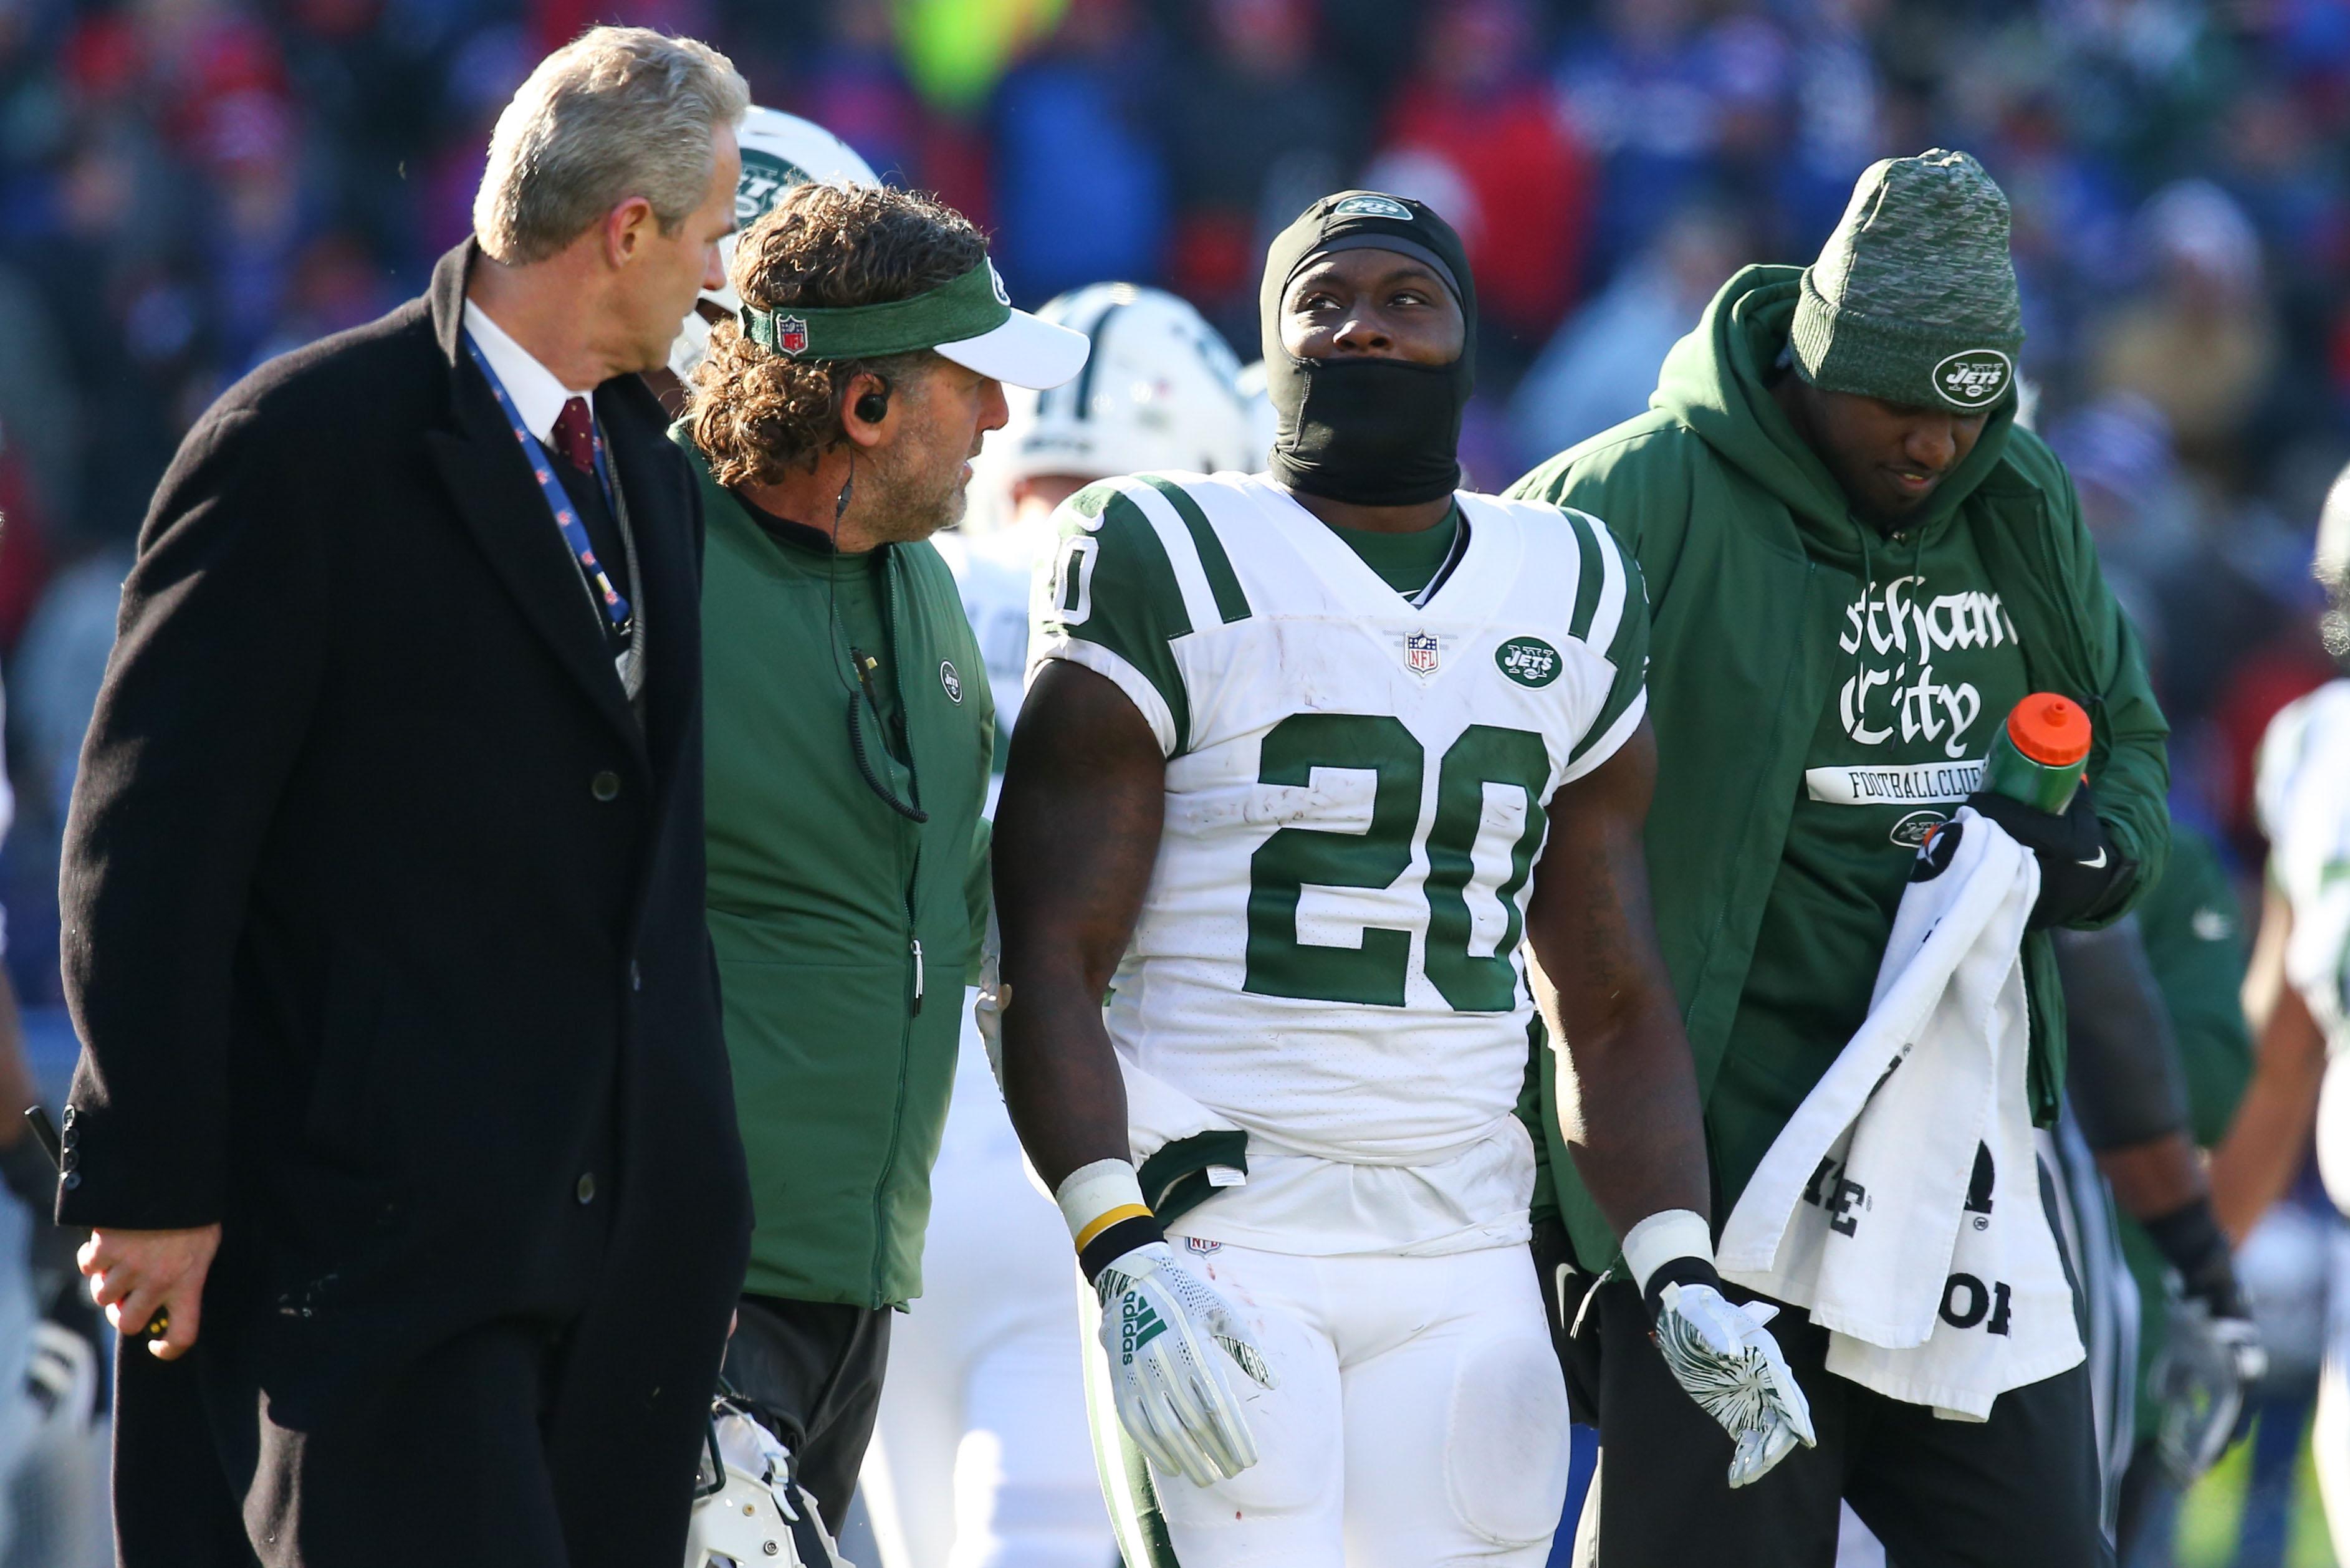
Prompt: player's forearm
<box><xmin>1552</xmin><ymin>993</ymin><xmax>1714</xmax><ymax>1235</ymax></box>
<box><xmin>2209</xmin><ymin>978</ymin><xmax>2327</xmax><ymax>1242</ymax></box>
<box><xmin>2096</xmin><ymin>1131</ymin><xmax>2209</xmax><ymax>1221</ymax></box>
<box><xmin>999</xmin><ymin>972</ymin><xmax>1133</xmax><ymax>1192</ymax></box>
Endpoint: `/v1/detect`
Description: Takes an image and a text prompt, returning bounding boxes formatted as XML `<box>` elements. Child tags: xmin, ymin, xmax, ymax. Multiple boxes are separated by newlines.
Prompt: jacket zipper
<box><xmin>870</xmin><ymin>548</ymin><xmax>919</xmax><ymax>1306</ymax></box>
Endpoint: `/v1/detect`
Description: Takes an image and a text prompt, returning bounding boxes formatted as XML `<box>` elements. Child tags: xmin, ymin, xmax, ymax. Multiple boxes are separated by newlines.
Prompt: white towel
<box><xmin>1719</xmin><ymin>807</ymin><xmax>2084</xmax><ymax>1420</ymax></box>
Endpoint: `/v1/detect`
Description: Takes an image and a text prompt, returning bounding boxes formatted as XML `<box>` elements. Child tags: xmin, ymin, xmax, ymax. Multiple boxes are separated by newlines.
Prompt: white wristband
<box><xmin>1055</xmin><ymin>1158</ymin><xmax>1153</xmax><ymax>1251</ymax></box>
<box><xmin>1621</xmin><ymin>1208</ymin><xmax>1715</xmax><ymax>1298</ymax></box>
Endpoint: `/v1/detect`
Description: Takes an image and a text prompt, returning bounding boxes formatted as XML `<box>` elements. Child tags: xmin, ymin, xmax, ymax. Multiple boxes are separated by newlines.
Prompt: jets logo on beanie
<box><xmin>1791</xmin><ymin>150</ymin><xmax>2025</xmax><ymax>414</ymax></box>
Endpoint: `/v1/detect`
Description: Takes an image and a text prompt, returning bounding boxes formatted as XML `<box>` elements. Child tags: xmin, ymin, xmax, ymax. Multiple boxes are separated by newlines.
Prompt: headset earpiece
<box><xmin>853</xmin><ymin>378</ymin><xmax>891</xmax><ymax>428</ymax></box>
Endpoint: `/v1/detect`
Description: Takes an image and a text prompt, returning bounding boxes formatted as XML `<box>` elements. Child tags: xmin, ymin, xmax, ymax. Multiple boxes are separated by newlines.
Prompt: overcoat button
<box><xmin>576</xmin><ymin>1173</ymin><xmax>597</xmax><ymax>1205</ymax></box>
<box><xmin>590</xmin><ymin>771</ymin><xmax>621</xmax><ymax>802</ymax></box>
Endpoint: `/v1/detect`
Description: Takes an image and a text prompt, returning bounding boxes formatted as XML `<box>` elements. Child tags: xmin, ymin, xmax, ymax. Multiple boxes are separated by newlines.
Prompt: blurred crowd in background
<box><xmin>0</xmin><ymin>0</ymin><xmax>2341</xmax><ymax>1552</ymax></box>
<box><xmin>0</xmin><ymin>0</ymin><xmax>2346</xmax><ymax>1005</ymax></box>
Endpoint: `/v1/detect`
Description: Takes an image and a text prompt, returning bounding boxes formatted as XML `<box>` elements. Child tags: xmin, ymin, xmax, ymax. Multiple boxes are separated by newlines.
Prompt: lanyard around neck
<box><xmin>461</xmin><ymin>332</ymin><xmax>635</xmax><ymax>638</ymax></box>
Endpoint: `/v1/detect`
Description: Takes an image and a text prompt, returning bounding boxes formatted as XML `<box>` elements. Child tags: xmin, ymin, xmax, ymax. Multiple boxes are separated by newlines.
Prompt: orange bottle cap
<box><xmin>2006</xmin><ymin>694</ymin><xmax>2092</xmax><ymax>768</ymax></box>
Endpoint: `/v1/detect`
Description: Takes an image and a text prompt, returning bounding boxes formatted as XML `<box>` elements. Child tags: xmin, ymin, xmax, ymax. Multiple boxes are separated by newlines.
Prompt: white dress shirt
<box><xmin>463</xmin><ymin>299</ymin><xmax>595</xmax><ymax>441</ymax></box>
<box><xmin>461</xmin><ymin>298</ymin><xmax>645</xmax><ymax>706</ymax></box>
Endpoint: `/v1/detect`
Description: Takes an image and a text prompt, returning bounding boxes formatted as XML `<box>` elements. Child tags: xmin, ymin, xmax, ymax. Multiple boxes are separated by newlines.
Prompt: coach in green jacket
<box><xmin>678</xmin><ymin>180</ymin><xmax>1085</xmax><ymax>1525</ymax></box>
<box><xmin>1511</xmin><ymin>150</ymin><xmax>2167</xmax><ymax>1566</ymax></box>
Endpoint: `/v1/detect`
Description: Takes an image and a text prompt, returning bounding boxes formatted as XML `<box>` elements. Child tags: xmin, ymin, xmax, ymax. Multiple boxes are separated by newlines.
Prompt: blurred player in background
<box><xmin>995</xmin><ymin>191</ymin><xmax>1810</xmax><ymax>1568</ymax></box>
<box><xmin>860</xmin><ymin>284</ymin><xmax>1257</xmax><ymax>1568</ymax></box>
<box><xmin>2209</xmin><ymin>461</ymin><xmax>2350</xmax><ymax>1552</ymax></box>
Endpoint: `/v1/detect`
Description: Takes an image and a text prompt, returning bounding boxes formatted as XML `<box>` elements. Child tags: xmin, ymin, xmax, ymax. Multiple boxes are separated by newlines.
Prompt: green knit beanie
<box><xmin>1791</xmin><ymin>148</ymin><xmax>2025</xmax><ymax>414</ymax></box>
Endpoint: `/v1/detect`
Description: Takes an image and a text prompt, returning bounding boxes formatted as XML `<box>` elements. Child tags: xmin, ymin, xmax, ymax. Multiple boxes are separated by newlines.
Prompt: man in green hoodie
<box><xmin>1510</xmin><ymin>150</ymin><xmax>2168</xmax><ymax>1565</ymax></box>
<box><xmin>674</xmin><ymin>180</ymin><xmax>1087</xmax><ymax>1529</ymax></box>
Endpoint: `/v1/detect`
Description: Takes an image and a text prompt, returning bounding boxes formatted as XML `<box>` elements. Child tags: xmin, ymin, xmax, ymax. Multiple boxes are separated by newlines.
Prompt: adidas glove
<box><xmin>1057</xmin><ymin>1159</ymin><xmax>1277</xmax><ymax>1488</ymax></box>
<box><xmin>1626</xmin><ymin>1210</ymin><xmax>1816</xmax><ymax>1489</ymax></box>
<box><xmin>1095</xmin><ymin>1241</ymin><xmax>1277</xmax><ymax>1487</ymax></box>
<box><xmin>1962</xmin><ymin>781</ymin><xmax>2137</xmax><ymax>929</ymax></box>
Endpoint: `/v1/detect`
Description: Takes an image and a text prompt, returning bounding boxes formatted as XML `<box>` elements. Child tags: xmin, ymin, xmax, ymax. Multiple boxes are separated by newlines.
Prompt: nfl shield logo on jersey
<box><xmin>776</xmin><ymin>315</ymin><xmax>810</xmax><ymax>356</ymax></box>
<box><xmin>1404</xmin><ymin>630</ymin><xmax>1441</xmax><ymax>676</ymax></box>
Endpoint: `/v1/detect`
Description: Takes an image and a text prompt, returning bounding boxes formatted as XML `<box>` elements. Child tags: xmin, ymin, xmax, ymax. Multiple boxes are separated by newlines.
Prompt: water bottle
<box><xmin>1980</xmin><ymin>693</ymin><xmax>2091</xmax><ymax>814</ymax></box>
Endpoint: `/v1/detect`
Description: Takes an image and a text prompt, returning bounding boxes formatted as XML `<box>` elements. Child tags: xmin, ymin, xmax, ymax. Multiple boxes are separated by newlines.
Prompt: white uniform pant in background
<box><xmin>861</xmin><ymin>1006</ymin><xmax>1113</xmax><ymax>1568</ymax></box>
<box><xmin>1086</xmin><ymin>1238</ymin><xmax>1570</xmax><ymax>1568</ymax></box>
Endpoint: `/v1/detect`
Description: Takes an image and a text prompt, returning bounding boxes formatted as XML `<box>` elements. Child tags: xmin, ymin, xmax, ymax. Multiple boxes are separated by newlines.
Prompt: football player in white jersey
<box><xmin>864</xmin><ymin>287</ymin><xmax>1258</xmax><ymax>1568</ymax></box>
<box><xmin>2209</xmin><ymin>462</ymin><xmax>2350</xmax><ymax>1551</ymax></box>
<box><xmin>992</xmin><ymin>192</ymin><xmax>1813</xmax><ymax>1568</ymax></box>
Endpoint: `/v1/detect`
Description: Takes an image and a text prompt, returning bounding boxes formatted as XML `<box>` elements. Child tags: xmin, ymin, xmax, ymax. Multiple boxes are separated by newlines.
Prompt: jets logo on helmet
<box><xmin>668</xmin><ymin>107</ymin><xmax>879</xmax><ymax>380</ymax></box>
<box><xmin>736</xmin><ymin>149</ymin><xmax>814</xmax><ymax>226</ymax></box>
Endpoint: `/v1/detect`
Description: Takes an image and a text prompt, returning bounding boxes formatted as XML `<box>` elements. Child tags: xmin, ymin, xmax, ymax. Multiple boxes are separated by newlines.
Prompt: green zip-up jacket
<box><xmin>682</xmin><ymin>426</ymin><xmax>994</xmax><ymax>1308</ymax></box>
<box><xmin>1507</xmin><ymin>266</ymin><xmax>2170</xmax><ymax>1271</ymax></box>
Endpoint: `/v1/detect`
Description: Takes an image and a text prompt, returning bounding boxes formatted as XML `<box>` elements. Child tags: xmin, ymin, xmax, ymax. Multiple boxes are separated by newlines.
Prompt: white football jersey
<box><xmin>1029</xmin><ymin>471</ymin><xmax>1647</xmax><ymax>1247</ymax></box>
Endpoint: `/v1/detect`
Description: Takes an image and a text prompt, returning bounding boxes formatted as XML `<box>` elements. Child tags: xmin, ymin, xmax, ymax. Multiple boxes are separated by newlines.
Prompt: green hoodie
<box><xmin>683</xmin><ymin>425</ymin><xmax>995</xmax><ymax>1309</ymax></box>
<box><xmin>1508</xmin><ymin>266</ymin><xmax>2170</xmax><ymax>1271</ymax></box>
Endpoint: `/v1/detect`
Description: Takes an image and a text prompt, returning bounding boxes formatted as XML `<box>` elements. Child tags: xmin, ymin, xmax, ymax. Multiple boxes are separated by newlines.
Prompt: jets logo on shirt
<box><xmin>1495</xmin><ymin>635</ymin><xmax>1562</xmax><ymax>688</ymax></box>
<box><xmin>1403</xmin><ymin>629</ymin><xmax>1441</xmax><ymax>676</ymax></box>
<box><xmin>939</xmin><ymin>659</ymin><xmax>964</xmax><ymax>703</ymax></box>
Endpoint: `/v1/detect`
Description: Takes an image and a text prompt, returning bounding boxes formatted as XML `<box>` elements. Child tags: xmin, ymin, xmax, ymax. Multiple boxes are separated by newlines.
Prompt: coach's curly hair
<box><xmin>688</xmin><ymin>183</ymin><xmax>987</xmax><ymax>489</ymax></box>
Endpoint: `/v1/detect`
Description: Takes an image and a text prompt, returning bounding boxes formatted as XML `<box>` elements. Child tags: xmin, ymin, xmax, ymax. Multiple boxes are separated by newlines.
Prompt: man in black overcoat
<box><xmin>54</xmin><ymin>27</ymin><xmax>755</xmax><ymax>1566</ymax></box>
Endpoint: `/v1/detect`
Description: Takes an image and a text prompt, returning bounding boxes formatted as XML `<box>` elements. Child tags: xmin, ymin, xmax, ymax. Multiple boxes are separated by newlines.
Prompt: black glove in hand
<box><xmin>1962</xmin><ymin>782</ymin><xmax>2137</xmax><ymax>929</ymax></box>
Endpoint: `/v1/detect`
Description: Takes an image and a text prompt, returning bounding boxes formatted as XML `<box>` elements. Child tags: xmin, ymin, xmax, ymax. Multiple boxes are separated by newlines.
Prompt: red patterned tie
<box><xmin>551</xmin><ymin>396</ymin><xmax>595</xmax><ymax>472</ymax></box>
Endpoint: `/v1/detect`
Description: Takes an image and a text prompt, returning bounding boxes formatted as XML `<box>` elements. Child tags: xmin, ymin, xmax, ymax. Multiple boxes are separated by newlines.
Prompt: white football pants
<box><xmin>1088</xmin><ymin>1236</ymin><xmax>1572</xmax><ymax>1567</ymax></box>
<box><xmin>860</xmin><ymin>1004</ymin><xmax>1115</xmax><ymax>1568</ymax></box>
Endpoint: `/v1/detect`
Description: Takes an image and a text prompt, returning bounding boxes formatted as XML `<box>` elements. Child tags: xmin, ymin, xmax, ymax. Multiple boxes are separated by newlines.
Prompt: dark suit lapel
<box><xmin>422</xmin><ymin>244</ymin><xmax>646</xmax><ymax>765</ymax></box>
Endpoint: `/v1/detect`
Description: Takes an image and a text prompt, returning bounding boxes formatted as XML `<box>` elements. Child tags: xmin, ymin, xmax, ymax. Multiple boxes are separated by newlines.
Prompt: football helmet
<box><xmin>994</xmin><ymin>284</ymin><xmax>1257</xmax><ymax>490</ymax></box>
<box><xmin>684</xmin><ymin>1397</ymin><xmax>851</xmax><ymax>1568</ymax></box>
<box><xmin>669</xmin><ymin>107</ymin><xmax>879</xmax><ymax>380</ymax></box>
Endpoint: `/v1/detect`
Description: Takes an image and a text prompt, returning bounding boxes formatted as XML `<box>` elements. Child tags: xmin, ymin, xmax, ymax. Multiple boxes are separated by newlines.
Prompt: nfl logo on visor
<box><xmin>1404</xmin><ymin>630</ymin><xmax>1441</xmax><ymax>676</ymax></box>
<box><xmin>775</xmin><ymin>316</ymin><xmax>810</xmax><ymax>356</ymax></box>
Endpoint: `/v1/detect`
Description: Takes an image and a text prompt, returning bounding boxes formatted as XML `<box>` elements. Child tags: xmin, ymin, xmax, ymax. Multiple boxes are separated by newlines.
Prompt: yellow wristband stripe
<box><xmin>1074</xmin><ymin>1203</ymin><xmax>1154</xmax><ymax>1252</ymax></box>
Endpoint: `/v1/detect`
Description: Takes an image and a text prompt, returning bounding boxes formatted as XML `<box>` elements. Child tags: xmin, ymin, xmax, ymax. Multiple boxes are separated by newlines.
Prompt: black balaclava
<box><xmin>1261</xmin><ymin>191</ymin><xmax>1477</xmax><ymax>506</ymax></box>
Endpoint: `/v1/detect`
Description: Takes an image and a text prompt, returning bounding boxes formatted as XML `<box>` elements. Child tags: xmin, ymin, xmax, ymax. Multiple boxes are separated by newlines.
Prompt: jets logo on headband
<box><xmin>1932</xmin><ymin>349</ymin><xmax>2013</xmax><ymax>410</ymax></box>
<box><xmin>736</xmin><ymin>150</ymin><xmax>813</xmax><ymax>226</ymax></box>
<box><xmin>989</xmin><ymin>264</ymin><xmax>1010</xmax><ymax>306</ymax></box>
<box><xmin>1331</xmin><ymin>194</ymin><xmax>1413</xmax><ymax>221</ymax></box>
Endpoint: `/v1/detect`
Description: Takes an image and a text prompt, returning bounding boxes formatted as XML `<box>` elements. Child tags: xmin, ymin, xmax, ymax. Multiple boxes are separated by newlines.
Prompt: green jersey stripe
<box><xmin>1570</xmin><ymin>546</ymin><xmax>1651</xmax><ymax>767</ymax></box>
<box><xmin>1139</xmin><ymin>474</ymin><xmax>1252</xmax><ymax>624</ymax></box>
<box><xmin>1039</xmin><ymin>482</ymin><xmax>1196</xmax><ymax>753</ymax></box>
<box><xmin>1564</xmin><ymin>508</ymin><xmax>1604</xmax><ymax>643</ymax></box>
<box><xmin>1065</xmin><ymin>482</ymin><xmax>1196</xmax><ymax>642</ymax></box>
<box><xmin>1580</xmin><ymin>511</ymin><xmax>1631</xmax><ymax>657</ymax></box>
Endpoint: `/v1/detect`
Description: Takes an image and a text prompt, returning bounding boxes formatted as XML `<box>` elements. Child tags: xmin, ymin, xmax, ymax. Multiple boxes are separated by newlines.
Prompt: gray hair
<box><xmin>474</xmin><ymin>27</ymin><xmax>749</xmax><ymax>265</ymax></box>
